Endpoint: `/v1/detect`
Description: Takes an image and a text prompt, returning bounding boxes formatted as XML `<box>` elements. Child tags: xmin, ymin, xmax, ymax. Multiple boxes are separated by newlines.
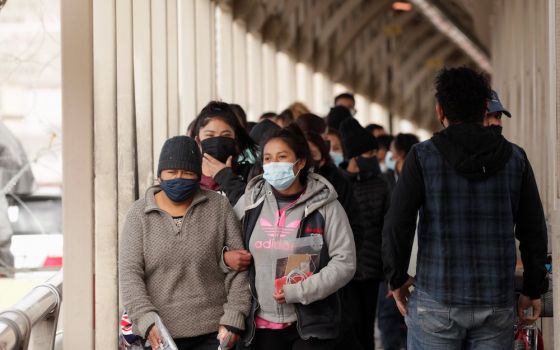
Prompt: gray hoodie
<box><xmin>235</xmin><ymin>173</ymin><xmax>356</xmax><ymax>325</ymax></box>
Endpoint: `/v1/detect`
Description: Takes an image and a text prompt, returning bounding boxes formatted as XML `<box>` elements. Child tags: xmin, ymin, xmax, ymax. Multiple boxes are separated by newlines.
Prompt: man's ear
<box><xmin>435</xmin><ymin>103</ymin><xmax>446</xmax><ymax>127</ymax></box>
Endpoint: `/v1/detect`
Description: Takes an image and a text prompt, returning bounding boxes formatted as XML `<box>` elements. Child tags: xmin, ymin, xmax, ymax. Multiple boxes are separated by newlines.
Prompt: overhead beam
<box><xmin>318</xmin><ymin>0</ymin><xmax>362</xmax><ymax>45</ymax></box>
<box><xmin>335</xmin><ymin>0</ymin><xmax>391</xmax><ymax>57</ymax></box>
<box><xmin>408</xmin><ymin>0</ymin><xmax>492</xmax><ymax>73</ymax></box>
<box><xmin>402</xmin><ymin>45</ymin><xmax>457</xmax><ymax>102</ymax></box>
<box><xmin>357</xmin><ymin>10</ymin><xmax>416</xmax><ymax>69</ymax></box>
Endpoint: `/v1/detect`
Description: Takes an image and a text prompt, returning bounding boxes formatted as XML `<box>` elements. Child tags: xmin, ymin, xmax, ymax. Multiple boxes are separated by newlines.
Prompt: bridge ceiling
<box><xmin>226</xmin><ymin>0</ymin><xmax>491</xmax><ymax>131</ymax></box>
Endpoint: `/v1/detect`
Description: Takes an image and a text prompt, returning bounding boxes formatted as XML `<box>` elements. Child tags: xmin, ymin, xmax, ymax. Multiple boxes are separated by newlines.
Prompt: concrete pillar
<box><xmin>61</xmin><ymin>0</ymin><xmax>94</xmax><ymax>347</ymax></box>
<box><xmin>152</xmin><ymin>0</ymin><xmax>170</xmax><ymax>161</ymax></box>
<box><xmin>296</xmin><ymin>63</ymin><xmax>314</xmax><ymax>110</ymax></box>
<box><xmin>232</xmin><ymin>20</ymin><xmax>248</xmax><ymax>111</ymax></box>
<box><xmin>492</xmin><ymin>0</ymin><xmax>557</xmax><ymax>345</ymax></box>
<box><xmin>247</xmin><ymin>32</ymin><xmax>263</xmax><ymax>120</ymax></box>
<box><xmin>132</xmin><ymin>0</ymin><xmax>154</xmax><ymax>194</ymax></box>
<box><xmin>194</xmin><ymin>0</ymin><xmax>216</xmax><ymax>111</ymax></box>
<box><xmin>216</xmin><ymin>5</ymin><xmax>234</xmax><ymax>103</ymax></box>
<box><xmin>93</xmin><ymin>0</ymin><xmax>118</xmax><ymax>347</ymax></box>
<box><xmin>276</xmin><ymin>52</ymin><xmax>297</xmax><ymax>112</ymax></box>
<box><xmin>167</xmin><ymin>0</ymin><xmax>180</xmax><ymax>136</ymax></box>
<box><xmin>262</xmin><ymin>43</ymin><xmax>278</xmax><ymax>113</ymax></box>
<box><xmin>551</xmin><ymin>1</ymin><xmax>560</xmax><ymax>348</ymax></box>
<box><xmin>178</xmin><ymin>0</ymin><xmax>197</xmax><ymax>131</ymax></box>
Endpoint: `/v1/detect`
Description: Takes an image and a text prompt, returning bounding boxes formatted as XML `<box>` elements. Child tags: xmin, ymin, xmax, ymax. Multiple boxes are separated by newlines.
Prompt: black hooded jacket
<box><xmin>431</xmin><ymin>124</ymin><xmax>512</xmax><ymax>181</ymax></box>
<box><xmin>383</xmin><ymin>123</ymin><xmax>548</xmax><ymax>299</ymax></box>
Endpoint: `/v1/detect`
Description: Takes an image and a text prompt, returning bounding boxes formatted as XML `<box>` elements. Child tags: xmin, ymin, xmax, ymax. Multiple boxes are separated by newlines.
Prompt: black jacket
<box><xmin>214</xmin><ymin>162</ymin><xmax>257</xmax><ymax>206</ymax></box>
<box><xmin>318</xmin><ymin>163</ymin><xmax>364</xmax><ymax>250</ymax></box>
<box><xmin>381</xmin><ymin>170</ymin><xmax>397</xmax><ymax>196</ymax></box>
<box><xmin>383</xmin><ymin>124</ymin><xmax>548</xmax><ymax>299</ymax></box>
<box><xmin>344</xmin><ymin>165</ymin><xmax>391</xmax><ymax>281</ymax></box>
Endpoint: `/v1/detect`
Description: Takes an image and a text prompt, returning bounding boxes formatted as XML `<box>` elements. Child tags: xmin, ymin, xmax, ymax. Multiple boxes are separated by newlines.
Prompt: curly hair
<box><xmin>435</xmin><ymin>67</ymin><xmax>491</xmax><ymax>124</ymax></box>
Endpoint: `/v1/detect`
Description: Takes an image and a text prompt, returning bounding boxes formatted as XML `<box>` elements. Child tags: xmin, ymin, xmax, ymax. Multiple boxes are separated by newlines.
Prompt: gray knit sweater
<box><xmin>119</xmin><ymin>186</ymin><xmax>251</xmax><ymax>338</ymax></box>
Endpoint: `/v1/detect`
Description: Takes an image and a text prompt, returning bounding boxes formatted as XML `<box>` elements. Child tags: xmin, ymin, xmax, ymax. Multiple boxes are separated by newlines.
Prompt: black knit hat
<box><xmin>249</xmin><ymin>119</ymin><xmax>280</xmax><ymax>145</ymax></box>
<box><xmin>339</xmin><ymin>118</ymin><xmax>379</xmax><ymax>159</ymax></box>
<box><xmin>326</xmin><ymin>106</ymin><xmax>352</xmax><ymax>130</ymax></box>
<box><xmin>157</xmin><ymin>136</ymin><xmax>202</xmax><ymax>177</ymax></box>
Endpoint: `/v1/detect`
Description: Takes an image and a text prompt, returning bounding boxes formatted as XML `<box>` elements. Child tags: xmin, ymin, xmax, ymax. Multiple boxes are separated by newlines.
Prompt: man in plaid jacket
<box><xmin>382</xmin><ymin>67</ymin><xmax>548</xmax><ymax>349</ymax></box>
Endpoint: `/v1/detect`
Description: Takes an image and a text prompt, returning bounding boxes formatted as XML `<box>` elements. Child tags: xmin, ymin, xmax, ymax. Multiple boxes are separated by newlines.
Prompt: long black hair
<box><xmin>189</xmin><ymin>101</ymin><xmax>257</xmax><ymax>163</ymax></box>
<box><xmin>305</xmin><ymin>131</ymin><xmax>332</xmax><ymax>167</ymax></box>
<box><xmin>261</xmin><ymin>123</ymin><xmax>313</xmax><ymax>185</ymax></box>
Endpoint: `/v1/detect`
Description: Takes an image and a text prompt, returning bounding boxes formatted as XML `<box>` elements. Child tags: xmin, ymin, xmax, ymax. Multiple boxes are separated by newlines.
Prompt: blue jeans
<box><xmin>405</xmin><ymin>289</ymin><xmax>514</xmax><ymax>350</ymax></box>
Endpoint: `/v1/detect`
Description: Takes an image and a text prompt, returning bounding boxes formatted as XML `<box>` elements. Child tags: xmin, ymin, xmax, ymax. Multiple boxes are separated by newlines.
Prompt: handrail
<box><xmin>0</xmin><ymin>270</ymin><xmax>62</xmax><ymax>350</ymax></box>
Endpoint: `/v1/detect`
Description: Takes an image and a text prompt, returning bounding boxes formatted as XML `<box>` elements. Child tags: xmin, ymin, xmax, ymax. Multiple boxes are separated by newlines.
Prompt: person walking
<box><xmin>236</xmin><ymin>124</ymin><xmax>356</xmax><ymax>350</ymax></box>
<box><xmin>339</xmin><ymin>118</ymin><xmax>391</xmax><ymax>350</ymax></box>
<box><xmin>383</xmin><ymin>67</ymin><xmax>548</xmax><ymax>349</ymax></box>
<box><xmin>119</xmin><ymin>136</ymin><xmax>251</xmax><ymax>350</ymax></box>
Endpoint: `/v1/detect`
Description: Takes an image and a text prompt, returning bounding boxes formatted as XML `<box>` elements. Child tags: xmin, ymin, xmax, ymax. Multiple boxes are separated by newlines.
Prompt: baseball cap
<box><xmin>487</xmin><ymin>90</ymin><xmax>511</xmax><ymax>118</ymax></box>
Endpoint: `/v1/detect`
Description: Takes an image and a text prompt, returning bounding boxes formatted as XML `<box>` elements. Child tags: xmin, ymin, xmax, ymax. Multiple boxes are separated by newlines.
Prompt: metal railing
<box><xmin>0</xmin><ymin>270</ymin><xmax>62</xmax><ymax>350</ymax></box>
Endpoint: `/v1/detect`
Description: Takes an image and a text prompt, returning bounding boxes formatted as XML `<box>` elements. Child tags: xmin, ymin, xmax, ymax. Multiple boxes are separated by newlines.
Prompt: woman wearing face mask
<box><xmin>119</xmin><ymin>136</ymin><xmax>251</xmax><ymax>350</ymax></box>
<box><xmin>325</xmin><ymin>129</ymin><xmax>345</xmax><ymax>167</ymax></box>
<box><xmin>338</xmin><ymin>118</ymin><xmax>391</xmax><ymax>350</ymax></box>
<box><xmin>382</xmin><ymin>133</ymin><xmax>420</xmax><ymax>194</ymax></box>
<box><xmin>234</xmin><ymin>124</ymin><xmax>356</xmax><ymax>350</ymax></box>
<box><xmin>189</xmin><ymin>101</ymin><xmax>258</xmax><ymax>207</ymax></box>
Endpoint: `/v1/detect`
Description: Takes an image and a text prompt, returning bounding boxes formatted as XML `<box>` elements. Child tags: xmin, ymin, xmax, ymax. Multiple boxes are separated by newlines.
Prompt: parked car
<box><xmin>7</xmin><ymin>194</ymin><xmax>62</xmax><ymax>275</ymax></box>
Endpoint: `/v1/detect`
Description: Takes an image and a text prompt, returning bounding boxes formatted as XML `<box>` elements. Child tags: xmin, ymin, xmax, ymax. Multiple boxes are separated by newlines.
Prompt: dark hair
<box><xmin>276</xmin><ymin>109</ymin><xmax>295</xmax><ymax>126</ymax></box>
<box><xmin>246</xmin><ymin>121</ymin><xmax>257</xmax><ymax>133</ymax></box>
<box><xmin>334</xmin><ymin>92</ymin><xmax>355</xmax><ymax>105</ymax></box>
<box><xmin>295</xmin><ymin>113</ymin><xmax>327</xmax><ymax>135</ymax></box>
<box><xmin>229</xmin><ymin>103</ymin><xmax>248</xmax><ymax>129</ymax></box>
<box><xmin>393</xmin><ymin>133</ymin><xmax>420</xmax><ymax>157</ymax></box>
<box><xmin>435</xmin><ymin>67</ymin><xmax>491</xmax><ymax>123</ymax></box>
<box><xmin>365</xmin><ymin>123</ymin><xmax>385</xmax><ymax>133</ymax></box>
<box><xmin>376</xmin><ymin>135</ymin><xmax>394</xmax><ymax>150</ymax></box>
<box><xmin>262</xmin><ymin>123</ymin><xmax>313</xmax><ymax>185</ymax></box>
<box><xmin>305</xmin><ymin>131</ymin><xmax>331</xmax><ymax>166</ymax></box>
<box><xmin>260</xmin><ymin>112</ymin><xmax>277</xmax><ymax>120</ymax></box>
<box><xmin>189</xmin><ymin>101</ymin><xmax>257</xmax><ymax>162</ymax></box>
<box><xmin>327</xmin><ymin>128</ymin><xmax>346</xmax><ymax>155</ymax></box>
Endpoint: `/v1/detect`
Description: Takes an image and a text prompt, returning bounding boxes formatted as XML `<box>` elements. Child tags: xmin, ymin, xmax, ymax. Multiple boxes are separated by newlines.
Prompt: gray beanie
<box><xmin>157</xmin><ymin>136</ymin><xmax>202</xmax><ymax>177</ymax></box>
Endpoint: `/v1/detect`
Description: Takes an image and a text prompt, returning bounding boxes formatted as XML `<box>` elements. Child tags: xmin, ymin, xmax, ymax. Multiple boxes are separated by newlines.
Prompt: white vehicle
<box><xmin>8</xmin><ymin>194</ymin><xmax>62</xmax><ymax>278</ymax></box>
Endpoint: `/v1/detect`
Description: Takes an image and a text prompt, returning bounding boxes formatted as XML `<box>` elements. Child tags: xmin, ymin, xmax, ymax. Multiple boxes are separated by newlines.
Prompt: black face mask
<box><xmin>356</xmin><ymin>156</ymin><xmax>380</xmax><ymax>174</ymax></box>
<box><xmin>200</xmin><ymin>137</ymin><xmax>238</xmax><ymax>163</ymax></box>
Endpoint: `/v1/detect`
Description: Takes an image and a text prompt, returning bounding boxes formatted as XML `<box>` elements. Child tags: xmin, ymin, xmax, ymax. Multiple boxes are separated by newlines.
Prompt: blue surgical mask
<box><xmin>160</xmin><ymin>178</ymin><xmax>199</xmax><ymax>202</ymax></box>
<box><xmin>263</xmin><ymin>161</ymin><xmax>300</xmax><ymax>191</ymax></box>
<box><xmin>385</xmin><ymin>151</ymin><xmax>396</xmax><ymax>172</ymax></box>
<box><xmin>330</xmin><ymin>152</ymin><xmax>344</xmax><ymax>167</ymax></box>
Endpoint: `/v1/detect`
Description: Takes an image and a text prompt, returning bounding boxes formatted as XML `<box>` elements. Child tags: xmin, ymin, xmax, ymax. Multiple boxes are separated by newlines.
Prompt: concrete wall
<box><xmin>491</xmin><ymin>0</ymin><xmax>558</xmax><ymax>347</ymax></box>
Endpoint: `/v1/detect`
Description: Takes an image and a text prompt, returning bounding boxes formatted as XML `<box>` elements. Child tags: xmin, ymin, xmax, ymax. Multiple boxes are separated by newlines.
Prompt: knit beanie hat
<box><xmin>249</xmin><ymin>119</ymin><xmax>281</xmax><ymax>145</ymax></box>
<box><xmin>326</xmin><ymin>106</ymin><xmax>353</xmax><ymax>130</ymax></box>
<box><xmin>339</xmin><ymin>118</ymin><xmax>379</xmax><ymax>159</ymax></box>
<box><xmin>157</xmin><ymin>136</ymin><xmax>202</xmax><ymax>177</ymax></box>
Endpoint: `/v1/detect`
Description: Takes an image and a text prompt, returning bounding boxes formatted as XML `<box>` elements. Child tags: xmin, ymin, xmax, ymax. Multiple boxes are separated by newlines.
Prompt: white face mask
<box><xmin>263</xmin><ymin>160</ymin><xmax>300</xmax><ymax>190</ymax></box>
<box><xmin>385</xmin><ymin>151</ymin><xmax>396</xmax><ymax>171</ymax></box>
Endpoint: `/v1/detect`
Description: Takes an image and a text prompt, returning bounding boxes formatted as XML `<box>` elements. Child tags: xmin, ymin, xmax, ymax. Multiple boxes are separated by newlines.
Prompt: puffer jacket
<box><xmin>345</xmin><ymin>167</ymin><xmax>390</xmax><ymax>281</ymax></box>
